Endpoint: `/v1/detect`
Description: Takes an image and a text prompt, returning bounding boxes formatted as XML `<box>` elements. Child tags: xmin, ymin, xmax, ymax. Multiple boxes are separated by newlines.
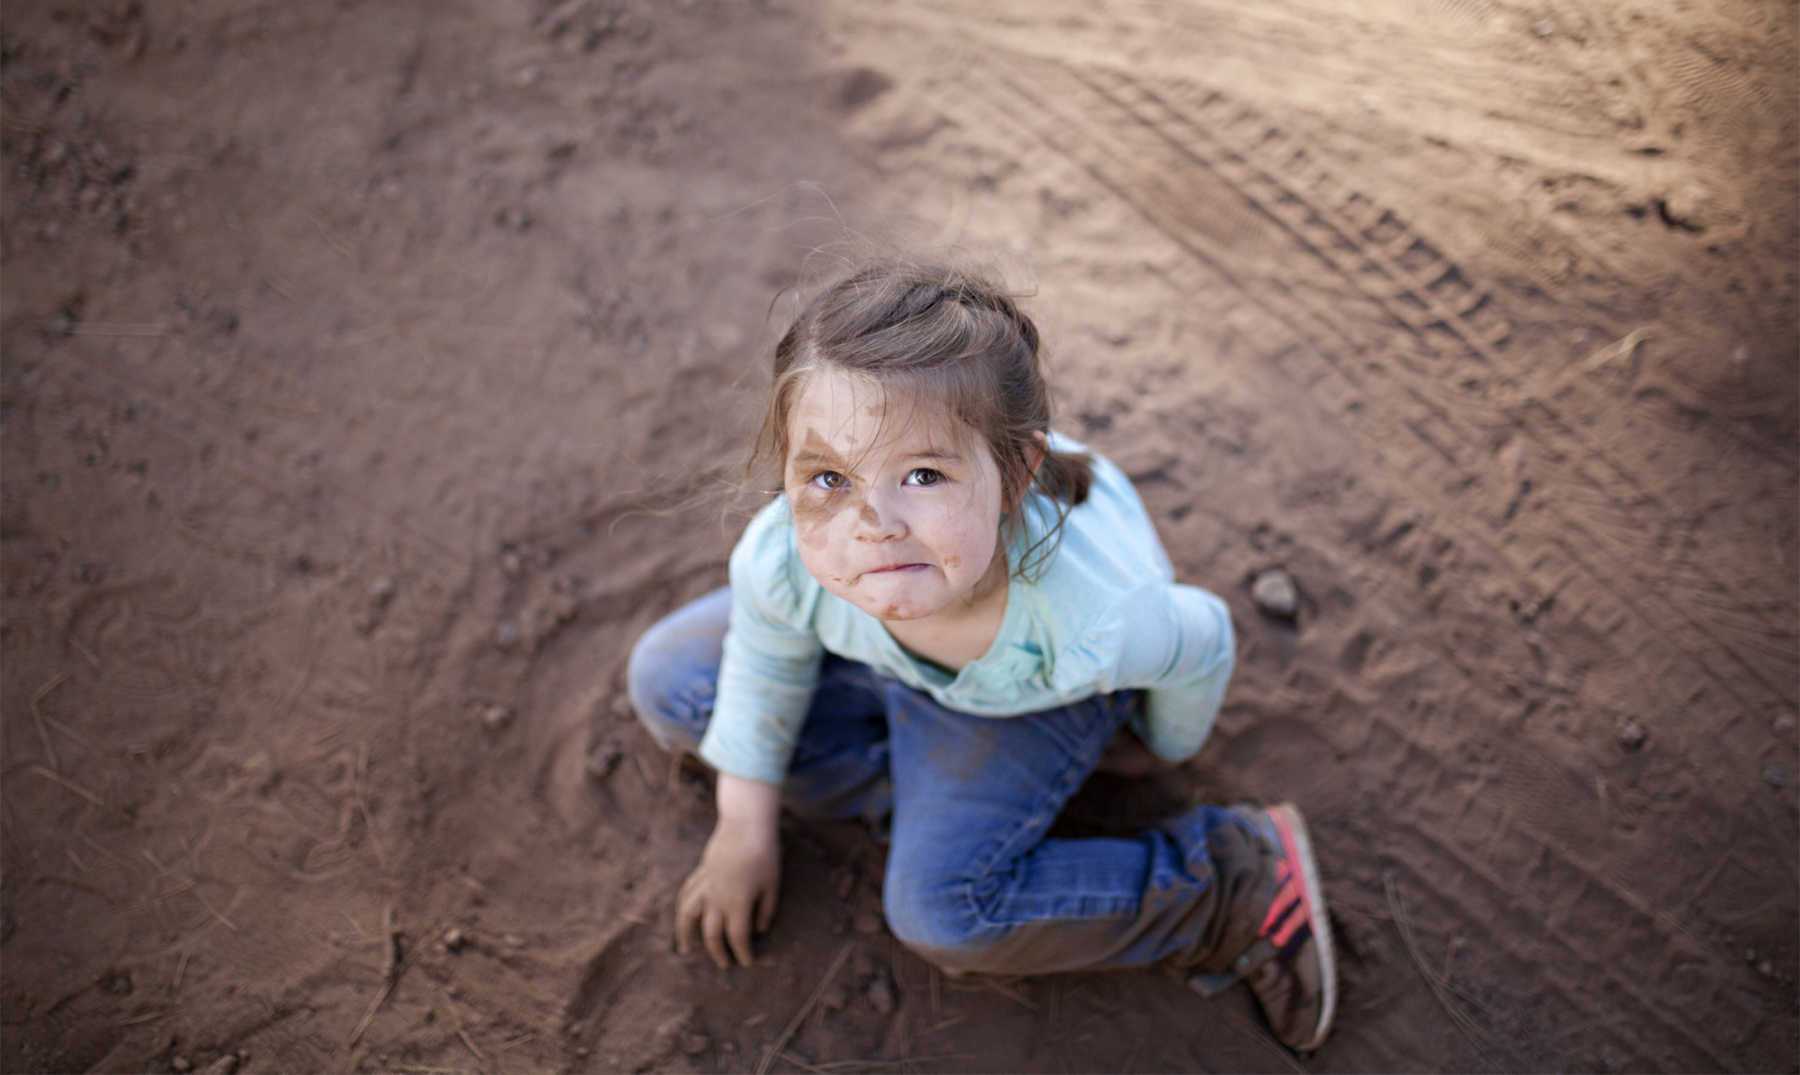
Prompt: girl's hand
<box><xmin>675</xmin><ymin>774</ymin><xmax>782</xmax><ymax>968</ymax></box>
<box><xmin>1096</xmin><ymin>726</ymin><xmax>1171</xmax><ymax>777</ymax></box>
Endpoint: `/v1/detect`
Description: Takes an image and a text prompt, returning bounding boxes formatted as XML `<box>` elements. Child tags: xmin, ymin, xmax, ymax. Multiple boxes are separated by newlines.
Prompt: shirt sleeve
<box><xmin>1111</xmin><ymin>582</ymin><xmax>1237</xmax><ymax>763</ymax></box>
<box><xmin>695</xmin><ymin>503</ymin><xmax>825</xmax><ymax>785</ymax></box>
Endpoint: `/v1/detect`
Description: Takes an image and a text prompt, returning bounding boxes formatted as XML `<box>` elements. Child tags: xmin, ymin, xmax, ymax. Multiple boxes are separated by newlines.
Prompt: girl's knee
<box><xmin>624</xmin><ymin>617</ymin><xmax>716</xmax><ymax>753</ymax></box>
<box><xmin>882</xmin><ymin>867</ymin><xmax>994</xmax><ymax>973</ymax></box>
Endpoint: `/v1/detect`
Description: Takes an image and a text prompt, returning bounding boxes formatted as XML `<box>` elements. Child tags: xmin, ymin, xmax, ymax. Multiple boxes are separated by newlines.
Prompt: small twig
<box><xmin>349</xmin><ymin>905</ymin><xmax>404</xmax><ymax>1047</ymax></box>
<box><xmin>30</xmin><ymin>764</ymin><xmax>103</xmax><ymax>807</ymax></box>
<box><xmin>172</xmin><ymin>950</ymin><xmax>190</xmax><ymax>992</ymax></box>
<box><xmin>31</xmin><ymin>673</ymin><xmax>69</xmax><ymax>771</ymax></box>
<box><xmin>1385</xmin><ymin>871</ymin><xmax>1490</xmax><ymax>1053</ymax></box>
<box><xmin>757</xmin><ymin>943</ymin><xmax>854</xmax><ymax>1075</ymax></box>
<box><xmin>631</xmin><ymin>752</ymin><xmax>656</xmax><ymax>791</ymax></box>
<box><xmin>69</xmin><ymin>636</ymin><xmax>101</xmax><ymax>669</ymax></box>
<box><xmin>437</xmin><ymin>988</ymin><xmax>485</xmax><ymax>1065</ymax></box>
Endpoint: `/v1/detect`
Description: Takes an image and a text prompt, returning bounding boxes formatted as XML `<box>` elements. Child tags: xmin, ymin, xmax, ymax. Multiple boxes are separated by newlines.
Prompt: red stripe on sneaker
<box><xmin>1273</xmin><ymin>898</ymin><xmax>1308</xmax><ymax>946</ymax></box>
<box><xmin>1259</xmin><ymin>877</ymin><xmax>1301</xmax><ymax>936</ymax></box>
<box><xmin>1269</xmin><ymin>812</ymin><xmax>1318</xmax><ymax>945</ymax></box>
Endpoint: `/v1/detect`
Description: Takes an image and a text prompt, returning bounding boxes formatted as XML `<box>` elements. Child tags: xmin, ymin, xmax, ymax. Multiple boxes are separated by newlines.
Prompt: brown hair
<box><xmin>751</xmin><ymin>259</ymin><xmax>1092</xmax><ymax>580</ymax></box>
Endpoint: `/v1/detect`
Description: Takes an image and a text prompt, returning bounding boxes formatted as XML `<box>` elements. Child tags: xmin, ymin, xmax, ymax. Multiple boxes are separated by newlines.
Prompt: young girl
<box><xmin>627</xmin><ymin>260</ymin><xmax>1336</xmax><ymax>1052</ymax></box>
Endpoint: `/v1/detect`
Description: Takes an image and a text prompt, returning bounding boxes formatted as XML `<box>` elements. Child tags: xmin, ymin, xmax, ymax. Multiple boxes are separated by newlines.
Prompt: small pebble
<box><xmin>1251</xmin><ymin>569</ymin><xmax>1299</xmax><ymax>619</ymax></box>
<box><xmin>500</xmin><ymin>550</ymin><xmax>524</xmax><ymax>577</ymax></box>
<box><xmin>368</xmin><ymin>577</ymin><xmax>396</xmax><ymax>606</ymax></box>
<box><xmin>1762</xmin><ymin>763</ymin><xmax>1790</xmax><ymax>789</ymax></box>
<box><xmin>443</xmin><ymin>927</ymin><xmax>466</xmax><ymax>953</ymax></box>
<box><xmin>1617</xmin><ymin>720</ymin><xmax>1648</xmax><ymax>753</ymax></box>
<box><xmin>481</xmin><ymin>704</ymin><xmax>513</xmax><ymax>731</ymax></box>
<box><xmin>172</xmin><ymin>1058</ymin><xmax>192</xmax><ymax>1074</ymax></box>
<box><xmin>866</xmin><ymin>974</ymin><xmax>896</xmax><ymax>1015</ymax></box>
<box><xmin>681</xmin><ymin>1032</ymin><xmax>710</xmax><ymax>1056</ymax></box>
<box><xmin>1757</xmin><ymin>959</ymin><xmax>1775</xmax><ymax>978</ymax></box>
<box><xmin>494</xmin><ymin>621</ymin><xmax>521</xmax><ymax>649</ymax></box>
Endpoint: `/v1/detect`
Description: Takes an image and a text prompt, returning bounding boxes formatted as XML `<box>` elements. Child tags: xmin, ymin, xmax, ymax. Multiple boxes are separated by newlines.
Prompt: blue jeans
<box><xmin>627</xmin><ymin>587</ymin><xmax>1249</xmax><ymax>975</ymax></box>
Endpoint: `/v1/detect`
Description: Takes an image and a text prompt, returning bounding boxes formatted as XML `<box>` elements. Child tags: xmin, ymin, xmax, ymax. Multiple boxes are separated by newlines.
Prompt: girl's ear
<box><xmin>1009</xmin><ymin>432</ymin><xmax>1049</xmax><ymax>512</ymax></box>
<box><xmin>1026</xmin><ymin>431</ymin><xmax>1049</xmax><ymax>481</ymax></box>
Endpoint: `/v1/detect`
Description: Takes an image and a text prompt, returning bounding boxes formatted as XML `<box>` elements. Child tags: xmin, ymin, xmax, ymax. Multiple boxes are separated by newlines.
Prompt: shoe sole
<box><xmin>1268</xmin><ymin>803</ymin><xmax>1338</xmax><ymax>1052</ymax></box>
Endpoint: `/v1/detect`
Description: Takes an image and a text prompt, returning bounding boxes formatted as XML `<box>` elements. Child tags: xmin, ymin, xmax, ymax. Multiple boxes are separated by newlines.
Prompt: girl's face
<box><xmin>783</xmin><ymin>367</ymin><xmax>1007</xmax><ymax>623</ymax></box>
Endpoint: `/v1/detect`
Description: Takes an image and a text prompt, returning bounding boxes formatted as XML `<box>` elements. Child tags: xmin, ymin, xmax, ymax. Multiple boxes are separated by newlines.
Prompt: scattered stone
<box><xmin>681</xmin><ymin>1032</ymin><xmax>709</xmax><ymax>1056</ymax></box>
<box><xmin>853</xmin><ymin>911</ymin><xmax>882</xmax><ymax>935</ymax></box>
<box><xmin>1761</xmin><ymin>763</ymin><xmax>1790</xmax><ymax>789</ymax></box>
<box><xmin>503</xmin><ymin>933</ymin><xmax>525</xmax><ymax>949</ymax></box>
<box><xmin>1774</xmin><ymin>715</ymin><xmax>1797</xmax><ymax>737</ymax></box>
<box><xmin>443</xmin><ymin>927</ymin><xmax>466</xmax><ymax>953</ymax></box>
<box><xmin>481</xmin><ymin>704</ymin><xmax>514</xmax><ymax>731</ymax></box>
<box><xmin>499</xmin><ymin>549</ymin><xmax>524</xmax><ymax>577</ymax></box>
<box><xmin>494</xmin><ymin>621</ymin><xmax>521</xmax><ymax>650</ymax></box>
<box><xmin>587</xmin><ymin>745</ymin><xmax>623</xmax><ymax>779</ymax></box>
<box><xmin>1251</xmin><ymin>569</ymin><xmax>1299</xmax><ymax>619</ymax></box>
<box><xmin>866</xmin><ymin>972</ymin><xmax>896</xmax><ymax>1015</ymax></box>
<box><xmin>171</xmin><ymin>1058</ymin><xmax>192</xmax><ymax>1074</ymax></box>
<box><xmin>1757</xmin><ymin>959</ymin><xmax>1775</xmax><ymax>978</ymax></box>
<box><xmin>368</xmin><ymin>577</ymin><xmax>396</xmax><ymax>606</ymax></box>
<box><xmin>1617</xmin><ymin>720</ymin><xmax>1648</xmax><ymax>753</ymax></box>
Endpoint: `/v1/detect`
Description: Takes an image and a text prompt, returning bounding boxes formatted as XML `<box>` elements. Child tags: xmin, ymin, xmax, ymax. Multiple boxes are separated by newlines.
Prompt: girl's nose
<box><xmin>855</xmin><ymin>488</ymin><xmax>908</xmax><ymax>541</ymax></box>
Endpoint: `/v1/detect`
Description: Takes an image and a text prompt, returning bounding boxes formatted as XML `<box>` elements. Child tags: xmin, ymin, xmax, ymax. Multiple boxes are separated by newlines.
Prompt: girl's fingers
<box><xmin>755</xmin><ymin>880</ymin><xmax>778</xmax><ymax>933</ymax></box>
<box><xmin>674</xmin><ymin>887</ymin><xmax>697</xmax><ymax>955</ymax></box>
<box><xmin>727</xmin><ymin>906</ymin><xmax>754</xmax><ymax>968</ymax></box>
<box><xmin>702</xmin><ymin>907</ymin><xmax>731</xmax><ymax>970</ymax></box>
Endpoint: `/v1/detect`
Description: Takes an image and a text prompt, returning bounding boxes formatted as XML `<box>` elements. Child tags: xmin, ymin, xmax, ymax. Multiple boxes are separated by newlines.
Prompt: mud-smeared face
<box><xmin>783</xmin><ymin>368</ymin><xmax>1004</xmax><ymax>623</ymax></box>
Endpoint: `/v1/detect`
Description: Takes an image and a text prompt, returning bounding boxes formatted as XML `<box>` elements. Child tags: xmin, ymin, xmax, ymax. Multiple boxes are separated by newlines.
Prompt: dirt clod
<box><xmin>866</xmin><ymin>971</ymin><xmax>896</xmax><ymax>1015</ymax></box>
<box><xmin>1251</xmin><ymin>569</ymin><xmax>1299</xmax><ymax>619</ymax></box>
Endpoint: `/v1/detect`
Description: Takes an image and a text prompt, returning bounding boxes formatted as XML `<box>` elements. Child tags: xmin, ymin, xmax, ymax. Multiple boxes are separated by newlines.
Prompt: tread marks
<box><xmin>979</xmin><ymin>56</ymin><xmax>1796</xmax><ymax>715</ymax></box>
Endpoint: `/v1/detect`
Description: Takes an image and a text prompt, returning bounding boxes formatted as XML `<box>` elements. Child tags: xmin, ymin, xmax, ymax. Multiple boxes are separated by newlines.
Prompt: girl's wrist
<box><xmin>716</xmin><ymin>771</ymin><xmax>782</xmax><ymax>833</ymax></box>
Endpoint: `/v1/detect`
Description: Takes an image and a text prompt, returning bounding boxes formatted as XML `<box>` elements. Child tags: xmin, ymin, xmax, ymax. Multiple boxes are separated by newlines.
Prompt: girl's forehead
<box><xmin>787</xmin><ymin>368</ymin><xmax>970</xmax><ymax>462</ymax></box>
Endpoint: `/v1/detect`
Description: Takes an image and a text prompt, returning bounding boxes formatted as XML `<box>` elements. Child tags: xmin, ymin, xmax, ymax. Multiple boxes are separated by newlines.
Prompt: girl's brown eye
<box><xmin>905</xmin><ymin>468</ymin><xmax>944</xmax><ymax>487</ymax></box>
<box><xmin>810</xmin><ymin>471</ymin><xmax>847</xmax><ymax>492</ymax></box>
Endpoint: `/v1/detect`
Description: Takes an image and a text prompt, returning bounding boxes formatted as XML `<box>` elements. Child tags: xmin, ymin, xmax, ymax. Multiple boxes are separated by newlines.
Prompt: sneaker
<box><xmin>1188</xmin><ymin>803</ymin><xmax>1338</xmax><ymax>1053</ymax></box>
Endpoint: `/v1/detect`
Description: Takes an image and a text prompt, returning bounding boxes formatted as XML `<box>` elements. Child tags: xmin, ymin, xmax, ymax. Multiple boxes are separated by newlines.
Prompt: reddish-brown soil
<box><xmin>3</xmin><ymin>1</ymin><xmax>1796</xmax><ymax>1072</ymax></box>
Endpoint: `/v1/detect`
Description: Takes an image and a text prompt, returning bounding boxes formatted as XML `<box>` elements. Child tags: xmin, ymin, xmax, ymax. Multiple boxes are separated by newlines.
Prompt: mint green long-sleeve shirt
<box><xmin>697</xmin><ymin>435</ymin><xmax>1236</xmax><ymax>785</ymax></box>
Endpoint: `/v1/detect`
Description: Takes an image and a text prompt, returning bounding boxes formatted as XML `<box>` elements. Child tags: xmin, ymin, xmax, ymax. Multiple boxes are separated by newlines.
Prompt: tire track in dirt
<box><xmin>928</xmin><ymin>51</ymin><xmax>1796</xmax><ymax>733</ymax></box>
<box><xmin>845</xmin><ymin>51</ymin><xmax>1791</xmax><ymax>1067</ymax></box>
<box><xmin>1038</xmin><ymin>57</ymin><xmax>1798</xmax><ymax>711</ymax></box>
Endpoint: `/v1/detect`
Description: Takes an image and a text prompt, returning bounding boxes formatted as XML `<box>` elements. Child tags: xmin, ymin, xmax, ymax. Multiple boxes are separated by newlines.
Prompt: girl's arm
<box><xmin>1112</xmin><ymin>583</ymin><xmax>1236</xmax><ymax>763</ymax></box>
<box><xmin>675</xmin><ymin>773</ymin><xmax>782</xmax><ymax>968</ymax></box>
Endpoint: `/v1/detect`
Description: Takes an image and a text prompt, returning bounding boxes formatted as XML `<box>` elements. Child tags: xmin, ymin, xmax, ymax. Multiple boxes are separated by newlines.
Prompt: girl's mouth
<box><xmin>866</xmin><ymin>563</ymin><xmax>929</xmax><ymax>575</ymax></box>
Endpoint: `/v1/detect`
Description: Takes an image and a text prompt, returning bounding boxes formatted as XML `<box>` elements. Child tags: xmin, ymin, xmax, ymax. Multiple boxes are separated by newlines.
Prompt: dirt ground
<box><xmin>2</xmin><ymin>0</ymin><xmax>1796</xmax><ymax>1071</ymax></box>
